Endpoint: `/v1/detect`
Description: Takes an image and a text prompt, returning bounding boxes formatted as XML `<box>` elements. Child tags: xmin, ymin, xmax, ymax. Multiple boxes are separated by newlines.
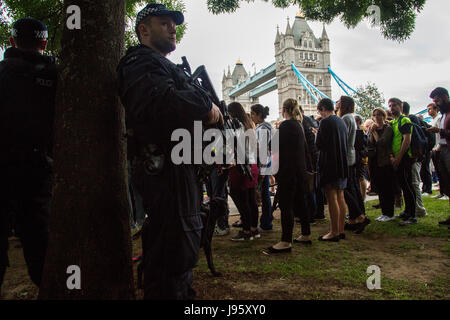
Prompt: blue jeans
<box><xmin>259</xmin><ymin>175</ymin><xmax>273</xmax><ymax>230</ymax></box>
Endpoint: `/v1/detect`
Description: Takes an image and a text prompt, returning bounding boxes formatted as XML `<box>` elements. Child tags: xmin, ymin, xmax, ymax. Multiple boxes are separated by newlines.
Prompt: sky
<box><xmin>166</xmin><ymin>0</ymin><xmax>450</xmax><ymax>122</ymax></box>
<box><xmin>2</xmin><ymin>1</ymin><xmax>448</xmax><ymax>122</ymax></box>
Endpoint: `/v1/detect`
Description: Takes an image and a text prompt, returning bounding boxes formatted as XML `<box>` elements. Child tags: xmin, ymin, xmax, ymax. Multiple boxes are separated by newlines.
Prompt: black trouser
<box><xmin>395</xmin><ymin>157</ymin><xmax>416</xmax><ymax>218</ymax></box>
<box><xmin>438</xmin><ymin>146</ymin><xmax>450</xmax><ymax>196</ymax></box>
<box><xmin>278</xmin><ymin>177</ymin><xmax>310</xmax><ymax>242</ymax></box>
<box><xmin>304</xmin><ymin>190</ymin><xmax>316</xmax><ymax>223</ymax></box>
<box><xmin>344</xmin><ymin>165</ymin><xmax>366</xmax><ymax>220</ymax></box>
<box><xmin>206</xmin><ymin>167</ymin><xmax>229</xmax><ymax>229</ymax></box>
<box><xmin>314</xmin><ymin>175</ymin><xmax>325</xmax><ymax>219</ymax></box>
<box><xmin>372</xmin><ymin>165</ymin><xmax>395</xmax><ymax>217</ymax></box>
<box><xmin>0</xmin><ymin>153</ymin><xmax>51</xmax><ymax>288</ymax></box>
<box><xmin>432</xmin><ymin>149</ymin><xmax>448</xmax><ymax>196</ymax></box>
<box><xmin>420</xmin><ymin>151</ymin><xmax>433</xmax><ymax>194</ymax></box>
<box><xmin>133</xmin><ymin>163</ymin><xmax>202</xmax><ymax>300</ymax></box>
<box><xmin>229</xmin><ymin>187</ymin><xmax>258</xmax><ymax>231</ymax></box>
<box><xmin>144</xmin><ymin>268</ymin><xmax>196</xmax><ymax>300</ymax></box>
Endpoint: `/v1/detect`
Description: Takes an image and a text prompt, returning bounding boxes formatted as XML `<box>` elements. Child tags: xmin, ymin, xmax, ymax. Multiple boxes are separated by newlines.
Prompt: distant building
<box><xmin>222</xmin><ymin>60</ymin><xmax>260</xmax><ymax>113</ymax></box>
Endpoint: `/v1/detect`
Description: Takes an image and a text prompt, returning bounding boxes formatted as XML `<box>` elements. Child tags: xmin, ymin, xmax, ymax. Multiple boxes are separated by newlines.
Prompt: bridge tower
<box><xmin>275</xmin><ymin>12</ymin><xmax>332</xmax><ymax>117</ymax></box>
<box><xmin>222</xmin><ymin>60</ymin><xmax>260</xmax><ymax>112</ymax></box>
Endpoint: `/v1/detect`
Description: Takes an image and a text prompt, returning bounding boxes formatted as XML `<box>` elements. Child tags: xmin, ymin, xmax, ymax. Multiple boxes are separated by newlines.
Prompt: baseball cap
<box><xmin>135</xmin><ymin>3</ymin><xmax>184</xmax><ymax>32</ymax></box>
<box><xmin>11</xmin><ymin>17</ymin><xmax>48</xmax><ymax>40</ymax></box>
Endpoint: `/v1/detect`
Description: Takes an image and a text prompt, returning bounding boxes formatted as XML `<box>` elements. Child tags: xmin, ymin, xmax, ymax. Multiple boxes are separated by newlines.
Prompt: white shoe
<box><xmin>433</xmin><ymin>193</ymin><xmax>444</xmax><ymax>199</ymax></box>
<box><xmin>439</xmin><ymin>195</ymin><xmax>449</xmax><ymax>200</ymax></box>
<box><xmin>421</xmin><ymin>192</ymin><xmax>432</xmax><ymax>197</ymax></box>
<box><xmin>213</xmin><ymin>225</ymin><xmax>230</xmax><ymax>236</ymax></box>
<box><xmin>376</xmin><ymin>215</ymin><xmax>387</xmax><ymax>221</ymax></box>
<box><xmin>377</xmin><ymin>215</ymin><xmax>394</xmax><ymax>222</ymax></box>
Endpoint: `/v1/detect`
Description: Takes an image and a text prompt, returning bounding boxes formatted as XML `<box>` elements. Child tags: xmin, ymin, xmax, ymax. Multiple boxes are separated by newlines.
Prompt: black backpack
<box><xmin>398</xmin><ymin>116</ymin><xmax>427</xmax><ymax>161</ymax></box>
<box><xmin>419</xmin><ymin>119</ymin><xmax>436</xmax><ymax>152</ymax></box>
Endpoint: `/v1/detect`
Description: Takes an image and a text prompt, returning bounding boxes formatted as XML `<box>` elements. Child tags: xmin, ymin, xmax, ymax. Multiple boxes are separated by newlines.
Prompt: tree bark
<box><xmin>38</xmin><ymin>0</ymin><xmax>135</xmax><ymax>299</ymax></box>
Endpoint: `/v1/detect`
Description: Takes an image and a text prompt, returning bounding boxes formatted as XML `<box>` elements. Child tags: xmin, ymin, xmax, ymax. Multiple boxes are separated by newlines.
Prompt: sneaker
<box><xmin>378</xmin><ymin>215</ymin><xmax>394</xmax><ymax>222</ymax></box>
<box><xmin>258</xmin><ymin>226</ymin><xmax>273</xmax><ymax>232</ymax></box>
<box><xmin>438</xmin><ymin>217</ymin><xmax>450</xmax><ymax>226</ymax></box>
<box><xmin>231</xmin><ymin>230</ymin><xmax>253</xmax><ymax>241</ymax></box>
<box><xmin>213</xmin><ymin>225</ymin><xmax>230</xmax><ymax>236</ymax></box>
<box><xmin>395</xmin><ymin>211</ymin><xmax>409</xmax><ymax>220</ymax></box>
<box><xmin>432</xmin><ymin>193</ymin><xmax>444</xmax><ymax>199</ymax></box>
<box><xmin>399</xmin><ymin>217</ymin><xmax>418</xmax><ymax>226</ymax></box>
<box><xmin>421</xmin><ymin>192</ymin><xmax>432</xmax><ymax>197</ymax></box>
<box><xmin>251</xmin><ymin>229</ymin><xmax>261</xmax><ymax>239</ymax></box>
<box><xmin>232</xmin><ymin>220</ymin><xmax>243</xmax><ymax>228</ymax></box>
<box><xmin>439</xmin><ymin>195</ymin><xmax>449</xmax><ymax>200</ymax></box>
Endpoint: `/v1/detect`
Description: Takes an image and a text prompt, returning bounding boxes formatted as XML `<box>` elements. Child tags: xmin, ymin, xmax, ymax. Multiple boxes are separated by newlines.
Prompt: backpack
<box><xmin>398</xmin><ymin>115</ymin><xmax>427</xmax><ymax>161</ymax></box>
<box><xmin>419</xmin><ymin>119</ymin><xmax>436</xmax><ymax>152</ymax></box>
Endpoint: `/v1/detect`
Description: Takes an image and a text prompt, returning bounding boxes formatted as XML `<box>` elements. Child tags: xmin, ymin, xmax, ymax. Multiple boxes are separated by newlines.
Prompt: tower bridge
<box><xmin>222</xmin><ymin>12</ymin><xmax>331</xmax><ymax>118</ymax></box>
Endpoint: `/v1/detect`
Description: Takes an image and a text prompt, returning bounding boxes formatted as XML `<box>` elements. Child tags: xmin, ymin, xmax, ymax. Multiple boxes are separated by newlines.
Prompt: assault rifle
<box><xmin>179</xmin><ymin>57</ymin><xmax>253</xmax><ymax>181</ymax></box>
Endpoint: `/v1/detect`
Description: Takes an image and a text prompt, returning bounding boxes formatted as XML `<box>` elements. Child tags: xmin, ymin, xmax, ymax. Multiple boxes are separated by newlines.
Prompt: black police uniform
<box><xmin>0</xmin><ymin>47</ymin><xmax>56</xmax><ymax>288</ymax></box>
<box><xmin>117</xmin><ymin>45</ymin><xmax>212</xmax><ymax>299</ymax></box>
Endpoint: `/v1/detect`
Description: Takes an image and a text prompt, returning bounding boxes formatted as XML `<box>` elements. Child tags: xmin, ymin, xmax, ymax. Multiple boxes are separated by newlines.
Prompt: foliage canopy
<box><xmin>207</xmin><ymin>0</ymin><xmax>427</xmax><ymax>42</ymax></box>
<box><xmin>0</xmin><ymin>0</ymin><xmax>186</xmax><ymax>54</ymax></box>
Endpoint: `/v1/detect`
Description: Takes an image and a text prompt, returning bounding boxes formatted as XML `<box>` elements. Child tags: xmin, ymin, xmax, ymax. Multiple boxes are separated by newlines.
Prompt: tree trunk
<box><xmin>38</xmin><ymin>0</ymin><xmax>135</xmax><ymax>299</ymax></box>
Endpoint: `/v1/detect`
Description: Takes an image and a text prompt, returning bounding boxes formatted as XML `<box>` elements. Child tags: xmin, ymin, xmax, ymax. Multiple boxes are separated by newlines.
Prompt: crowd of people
<box><xmin>2</xmin><ymin>3</ymin><xmax>449</xmax><ymax>301</ymax></box>
<box><xmin>205</xmin><ymin>92</ymin><xmax>450</xmax><ymax>254</ymax></box>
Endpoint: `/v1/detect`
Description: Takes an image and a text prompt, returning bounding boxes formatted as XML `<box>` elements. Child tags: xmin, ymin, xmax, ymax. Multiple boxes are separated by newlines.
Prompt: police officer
<box><xmin>0</xmin><ymin>18</ymin><xmax>56</xmax><ymax>295</ymax></box>
<box><xmin>117</xmin><ymin>3</ymin><xmax>222</xmax><ymax>299</ymax></box>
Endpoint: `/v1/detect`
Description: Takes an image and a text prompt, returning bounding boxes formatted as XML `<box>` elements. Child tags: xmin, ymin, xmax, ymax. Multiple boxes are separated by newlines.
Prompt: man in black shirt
<box><xmin>0</xmin><ymin>18</ymin><xmax>56</xmax><ymax>295</ymax></box>
<box><xmin>117</xmin><ymin>3</ymin><xmax>222</xmax><ymax>299</ymax></box>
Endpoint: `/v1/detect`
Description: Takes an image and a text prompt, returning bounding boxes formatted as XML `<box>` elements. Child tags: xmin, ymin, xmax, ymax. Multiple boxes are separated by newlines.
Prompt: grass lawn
<box><xmin>190</xmin><ymin>193</ymin><xmax>450</xmax><ymax>300</ymax></box>
<box><xmin>2</xmin><ymin>192</ymin><xmax>449</xmax><ymax>300</ymax></box>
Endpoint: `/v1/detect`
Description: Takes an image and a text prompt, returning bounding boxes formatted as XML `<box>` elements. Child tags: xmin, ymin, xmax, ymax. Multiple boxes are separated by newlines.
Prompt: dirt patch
<box><xmin>349</xmin><ymin>235</ymin><xmax>449</xmax><ymax>283</ymax></box>
<box><xmin>192</xmin><ymin>271</ymin><xmax>371</xmax><ymax>300</ymax></box>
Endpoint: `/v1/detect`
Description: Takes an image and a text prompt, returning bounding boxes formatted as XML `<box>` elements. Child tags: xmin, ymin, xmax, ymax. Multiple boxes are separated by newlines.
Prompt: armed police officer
<box><xmin>117</xmin><ymin>3</ymin><xmax>223</xmax><ymax>299</ymax></box>
<box><xmin>0</xmin><ymin>18</ymin><xmax>56</xmax><ymax>295</ymax></box>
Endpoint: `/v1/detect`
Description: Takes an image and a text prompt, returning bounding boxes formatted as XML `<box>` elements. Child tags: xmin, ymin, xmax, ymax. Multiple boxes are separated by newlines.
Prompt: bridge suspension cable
<box><xmin>291</xmin><ymin>63</ymin><xmax>332</xmax><ymax>104</ymax></box>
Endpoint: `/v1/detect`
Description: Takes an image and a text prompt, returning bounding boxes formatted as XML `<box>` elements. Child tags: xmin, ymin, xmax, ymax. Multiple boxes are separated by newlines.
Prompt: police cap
<box><xmin>11</xmin><ymin>17</ymin><xmax>48</xmax><ymax>40</ymax></box>
<box><xmin>135</xmin><ymin>3</ymin><xmax>184</xmax><ymax>33</ymax></box>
